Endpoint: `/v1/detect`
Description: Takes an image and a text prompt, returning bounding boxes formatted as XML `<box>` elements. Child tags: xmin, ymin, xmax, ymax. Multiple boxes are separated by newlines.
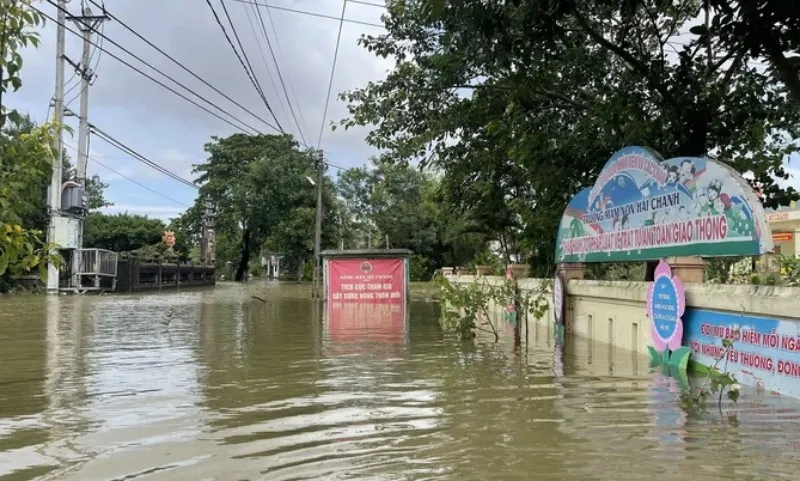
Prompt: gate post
<box><xmin>557</xmin><ymin>263</ymin><xmax>585</xmax><ymax>332</ymax></box>
<box><xmin>665</xmin><ymin>256</ymin><xmax>705</xmax><ymax>283</ymax></box>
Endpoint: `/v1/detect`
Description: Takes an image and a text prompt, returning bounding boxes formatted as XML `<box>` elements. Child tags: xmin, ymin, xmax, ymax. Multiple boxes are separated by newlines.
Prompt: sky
<box><xmin>8</xmin><ymin>1</ymin><xmax>800</xmax><ymax>226</ymax></box>
<box><xmin>8</xmin><ymin>0</ymin><xmax>393</xmax><ymax>222</ymax></box>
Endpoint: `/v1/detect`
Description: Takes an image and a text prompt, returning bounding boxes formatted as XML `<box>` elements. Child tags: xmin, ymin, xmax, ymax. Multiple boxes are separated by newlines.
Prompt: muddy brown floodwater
<box><xmin>1</xmin><ymin>283</ymin><xmax>800</xmax><ymax>480</ymax></box>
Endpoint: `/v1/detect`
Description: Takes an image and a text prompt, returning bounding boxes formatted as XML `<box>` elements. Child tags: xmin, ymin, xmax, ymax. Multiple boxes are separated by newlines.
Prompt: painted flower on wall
<box><xmin>646</xmin><ymin>260</ymin><xmax>686</xmax><ymax>351</ymax></box>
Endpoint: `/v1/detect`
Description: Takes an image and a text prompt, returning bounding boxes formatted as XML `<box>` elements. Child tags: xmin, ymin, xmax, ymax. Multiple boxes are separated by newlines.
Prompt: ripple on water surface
<box><xmin>0</xmin><ymin>286</ymin><xmax>800</xmax><ymax>480</ymax></box>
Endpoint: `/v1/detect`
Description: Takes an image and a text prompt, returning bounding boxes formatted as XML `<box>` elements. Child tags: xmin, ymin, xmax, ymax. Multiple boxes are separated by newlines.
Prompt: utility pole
<box><xmin>68</xmin><ymin>5</ymin><xmax>109</xmax><ymax>289</ymax></box>
<box><xmin>312</xmin><ymin>151</ymin><xmax>324</xmax><ymax>298</ymax></box>
<box><xmin>201</xmin><ymin>196</ymin><xmax>216</xmax><ymax>267</ymax></box>
<box><xmin>46</xmin><ymin>0</ymin><xmax>68</xmax><ymax>294</ymax></box>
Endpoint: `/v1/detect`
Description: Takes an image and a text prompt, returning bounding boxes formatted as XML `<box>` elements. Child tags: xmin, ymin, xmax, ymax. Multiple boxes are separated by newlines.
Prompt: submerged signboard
<box><xmin>555</xmin><ymin>146</ymin><xmax>772</xmax><ymax>263</ymax></box>
<box><xmin>326</xmin><ymin>258</ymin><xmax>407</xmax><ymax>302</ymax></box>
<box><xmin>324</xmin><ymin>256</ymin><xmax>409</xmax><ymax>343</ymax></box>
<box><xmin>685</xmin><ymin>309</ymin><xmax>800</xmax><ymax>399</ymax></box>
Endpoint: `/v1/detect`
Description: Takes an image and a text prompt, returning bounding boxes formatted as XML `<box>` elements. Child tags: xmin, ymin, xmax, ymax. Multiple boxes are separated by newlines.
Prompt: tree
<box><xmin>194</xmin><ymin>133</ymin><xmax>338</xmax><ymax>281</ymax></box>
<box><xmin>339</xmin><ymin>0</ymin><xmax>800</xmax><ymax>274</ymax></box>
<box><xmin>336</xmin><ymin>165</ymin><xmax>379</xmax><ymax>248</ymax></box>
<box><xmin>84</xmin><ymin>174</ymin><xmax>112</xmax><ymax>210</ymax></box>
<box><xmin>0</xmin><ymin>0</ymin><xmax>43</xmax><ymax>129</ymax></box>
<box><xmin>0</xmin><ymin>121</ymin><xmax>61</xmax><ymax>284</ymax></box>
<box><xmin>83</xmin><ymin>212</ymin><xmax>165</xmax><ymax>253</ymax></box>
<box><xmin>169</xmin><ymin>203</ymin><xmax>202</xmax><ymax>263</ymax></box>
<box><xmin>337</xmin><ymin>159</ymin><xmax>488</xmax><ymax>279</ymax></box>
<box><xmin>0</xmin><ymin>113</ymin><xmax>110</xmax><ymax>234</ymax></box>
<box><xmin>695</xmin><ymin>0</ymin><xmax>800</xmax><ymax>104</ymax></box>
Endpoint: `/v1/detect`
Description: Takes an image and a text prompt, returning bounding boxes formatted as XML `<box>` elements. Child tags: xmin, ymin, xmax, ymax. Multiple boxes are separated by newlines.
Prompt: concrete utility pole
<box><xmin>68</xmin><ymin>5</ymin><xmax>109</xmax><ymax>289</ymax></box>
<box><xmin>201</xmin><ymin>196</ymin><xmax>216</xmax><ymax>267</ymax></box>
<box><xmin>46</xmin><ymin>0</ymin><xmax>68</xmax><ymax>294</ymax></box>
<box><xmin>312</xmin><ymin>151</ymin><xmax>324</xmax><ymax>298</ymax></box>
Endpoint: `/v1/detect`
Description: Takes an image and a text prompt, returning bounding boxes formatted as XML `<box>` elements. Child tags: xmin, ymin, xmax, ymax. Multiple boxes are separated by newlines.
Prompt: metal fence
<box><xmin>77</xmin><ymin>248</ymin><xmax>119</xmax><ymax>278</ymax></box>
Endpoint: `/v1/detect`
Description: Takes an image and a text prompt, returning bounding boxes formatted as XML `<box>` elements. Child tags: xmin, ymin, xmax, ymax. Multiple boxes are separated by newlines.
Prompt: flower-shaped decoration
<box><xmin>646</xmin><ymin>260</ymin><xmax>686</xmax><ymax>351</ymax></box>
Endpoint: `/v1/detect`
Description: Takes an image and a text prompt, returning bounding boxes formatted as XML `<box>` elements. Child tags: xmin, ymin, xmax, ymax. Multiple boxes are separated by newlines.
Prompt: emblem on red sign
<box><xmin>360</xmin><ymin>261</ymin><xmax>372</xmax><ymax>273</ymax></box>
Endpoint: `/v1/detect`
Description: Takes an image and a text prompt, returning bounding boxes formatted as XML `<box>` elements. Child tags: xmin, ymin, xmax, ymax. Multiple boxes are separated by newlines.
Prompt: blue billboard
<box><xmin>684</xmin><ymin>308</ymin><xmax>800</xmax><ymax>398</ymax></box>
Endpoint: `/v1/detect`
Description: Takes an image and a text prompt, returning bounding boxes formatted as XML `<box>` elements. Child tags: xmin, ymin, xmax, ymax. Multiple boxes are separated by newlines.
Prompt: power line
<box><xmin>242</xmin><ymin>5</ymin><xmax>293</xmax><ymax>136</ymax></box>
<box><xmin>317</xmin><ymin>0</ymin><xmax>348</xmax><ymax>148</ymax></box>
<box><xmin>324</xmin><ymin>160</ymin><xmax>348</xmax><ymax>171</ymax></box>
<box><xmin>66</xmin><ymin>20</ymin><xmax>105</xmax><ymax>107</ymax></box>
<box><xmin>218</xmin><ymin>0</ymin><xmax>277</xmax><ymax>123</ymax></box>
<box><xmin>261</xmin><ymin>2</ymin><xmax>311</xmax><ymax>146</ymax></box>
<box><xmin>231</xmin><ymin>0</ymin><xmax>384</xmax><ymax>29</ymax></box>
<box><xmin>206</xmin><ymin>0</ymin><xmax>284</xmax><ymax>131</ymax></box>
<box><xmin>64</xmin><ymin>143</ymin><xmax>191</xmax><ymax>208</ymax></box>
<box><xmin>249</xmin><ymin>0</ymin><xmax>309</xmax><ymax>145</ymax></box>
<box><xmin>85</xmin><ymin>0</ymin><xmax>279</xmax><ymax>133</ymax></box>
<box><xmin>347</xmin><ymin>0</ymin><xmax>385</xmax><ymax>8</ymax></box>
<box><xmin>37</xmin><ymin>2</ymin><xmax>268</xmax><ymax>135</ymax></box>
<box><xmin>89</xmin><ymin>124</ymin><xmax>199</xmax><ymax>189</ymax></box>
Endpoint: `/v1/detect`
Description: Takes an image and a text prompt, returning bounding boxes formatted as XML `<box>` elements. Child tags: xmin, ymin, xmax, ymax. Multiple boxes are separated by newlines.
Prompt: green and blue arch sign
<box><xmin>555</xmin><ymin>146</ymin><xmax>773</xmax><ymax>263</ymax></box>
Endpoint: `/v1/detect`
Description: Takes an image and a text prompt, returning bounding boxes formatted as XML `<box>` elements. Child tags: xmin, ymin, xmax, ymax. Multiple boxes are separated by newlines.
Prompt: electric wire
<box><xmin>206</xmin><ymin>0</ymin><xmax>284</xmax><ymax>131</ymax></box>
<box><xmin>249</xmin><ymin>0</ymin><xmax>308</xmax><ymax>145</ymax></box>
<box><xmin>260</xmin><ymin>1</ymin><xmax>311</xmax><ymax>146</ymax></box>
<box><xmin>66</xmin><ymin>19</ymin><xmax>105</xmax><ymax>107</ymax></box>
<box><xmin>38</xmin><ymin>1</ymin><xmax>268</xmax><ymax>134</ymax></box>
<box><xmin>230</xmin><ymin>0</ymin><xmax>384</xmax><ymax>29</ymax></box>
<box><xmin>316</xmin><ymin>0</ymin><xmax>348</xmax><ymax>148</ymax></box>
<box><xmin>218</xmin><ymin>0</ymin><xmax>278</xmax><ymax>123</ymax></box>
<box><xmin>63</xmin><ymin>142</ymin><xmax>191</xmax><ymax>208</ymax></box>
<box><xmin>89</xmin><ymin>124</ymin><xmax>198</xmax><ymax>189</ymax></box>
<box><xmin>242</xmin><ymin>6</ymin><xmax>292</xmax><ymax>136</ymax></box>
<box><xmin>85</xmin><ymin>0</ymin><xmax>282</xmax><ymax>133</ymax></box>
<box><xmin>346</xmin><ymin>0</ymin><xmax>385</xmax><ymax>8</ymax></box>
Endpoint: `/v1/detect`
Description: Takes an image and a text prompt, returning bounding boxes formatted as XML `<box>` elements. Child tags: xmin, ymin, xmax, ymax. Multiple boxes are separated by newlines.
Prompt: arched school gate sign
<box><xmin>556</xmin><ymin>146</ymin><xmax>773</xmax><ymax>262</ymax></box>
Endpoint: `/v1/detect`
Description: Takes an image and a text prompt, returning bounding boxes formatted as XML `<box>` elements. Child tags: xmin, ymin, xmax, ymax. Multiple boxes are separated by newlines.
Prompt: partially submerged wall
<box><xmin>450</xmin><ymin>275</ymin><xmax>800</xmax><ymax>397</ymax></box>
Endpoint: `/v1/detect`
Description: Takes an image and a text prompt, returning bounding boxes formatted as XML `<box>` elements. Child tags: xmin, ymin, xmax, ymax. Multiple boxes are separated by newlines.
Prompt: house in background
<box><xmin>766</xmin><ymin>201</ymin><xmax>800</xmax><ymax>256</ymax></box>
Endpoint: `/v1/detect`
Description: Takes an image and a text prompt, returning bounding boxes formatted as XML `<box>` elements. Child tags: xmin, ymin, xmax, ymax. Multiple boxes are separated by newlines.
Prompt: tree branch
<box><xmin>573</xmin><ymin>10</ymin><xmax>674</xmax><ymax>105</ymax></box>
<box><xmin>709</xmin><ymin>46</ymin><xmax>741</xmax><ymax>77</ymax></box>
<box><xmin>764</xmin><ymin>43</ymin><xmax>800</xmax><ymax>104</ymax></box>
<box><xmin>452</xmin><ymin>83</ymin><xmax>590</xmax><ymax>111</ymax></box>
<box><xmin>721</xmin><ymin>49</ymin><xmax>746</xmax><ymax>87</ymax></box>
<box><xmin>642</xmin><ymin>2</ymin><xmax>665</xmax><ymax>70</ymax></box>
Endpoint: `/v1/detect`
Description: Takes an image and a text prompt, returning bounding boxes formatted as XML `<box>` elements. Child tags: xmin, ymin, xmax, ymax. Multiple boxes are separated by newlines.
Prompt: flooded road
<box><xmin>1</xmin><ymin>284</ymin><xmax>800</xmax><ymax>480</ymax></box>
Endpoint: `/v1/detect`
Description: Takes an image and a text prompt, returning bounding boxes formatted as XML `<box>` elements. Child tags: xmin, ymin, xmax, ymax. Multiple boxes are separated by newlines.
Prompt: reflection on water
<box><xmin>0</xmin><ymin>284</ymin><xmax>799</xmax><ymax>480</ymax></box>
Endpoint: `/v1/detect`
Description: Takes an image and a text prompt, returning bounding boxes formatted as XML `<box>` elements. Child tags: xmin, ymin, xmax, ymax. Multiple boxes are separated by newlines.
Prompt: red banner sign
<box><xmin>325</xmin><ymin>258</ymin><xmax>407</xmax><ymax>342</ymax></box>
<box><xmin>773</xmin><ymin>232</ymin><xmax>794</xmax><ymax>242</ymax></box>
<box><xmin>326</xmin><ymin>301</ymin><xmax>406</xmax><ymax>343</ymax></box>
<box><xmin>326</xmin><ymin>258</ymin><xmax>406</xmax><ymax>303</ymax></box>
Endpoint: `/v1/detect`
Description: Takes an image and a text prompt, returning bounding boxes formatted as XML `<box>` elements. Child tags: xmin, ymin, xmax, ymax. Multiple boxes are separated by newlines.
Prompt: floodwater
<box><xmin>1</xmin><ymin>284</ymin><xmax>800</xmax><ymax>481</ymax></box>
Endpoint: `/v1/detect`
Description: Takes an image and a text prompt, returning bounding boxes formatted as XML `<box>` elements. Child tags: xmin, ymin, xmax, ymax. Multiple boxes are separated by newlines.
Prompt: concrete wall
<box><xmin>450</xmin><ymin>274</ymin><xmax>800</xmax><ymax>353</ymax></box>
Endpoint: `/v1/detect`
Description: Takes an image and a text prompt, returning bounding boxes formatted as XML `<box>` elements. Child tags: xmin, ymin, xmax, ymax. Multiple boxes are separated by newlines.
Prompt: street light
<box><xmin>306</xmin><ymin>176</ymin><xmax>315</xmax><ymax>186</ymax></box>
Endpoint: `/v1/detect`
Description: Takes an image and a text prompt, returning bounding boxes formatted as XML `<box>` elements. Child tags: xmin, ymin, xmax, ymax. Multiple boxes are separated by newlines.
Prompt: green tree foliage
<box><xmin>337</xmin><ymin>159</ymin><xmax>488</xmax><ymax>280</ymax></box>
<box><xmin>0</xmin><ymin>121</ymin><xmax>61</xmax><ymax>286</ymax></box>
<box><xmin>0</xmin><ymin>0</ymin><xmax>42</xmax><ymax>129</ymax></box>
<box><xmin>339</xmin><ymin>0</ymin><xmax>800</xmax><ymax>274</ymax></box>
<box><xmin>0</xmin><ymin>113</ymin><xmax>110</xmax><ymax>233</ymax></box>
<box><xmin>194</xmin><ymin>133</ymin><xmax>338</xmax><ymax>281</ymax></box>
<box><xmin>83</xmin><ymin>212</ymin><xmax>165</xmax><ymax>253</ymax></box>
<box><xmin>693</xmin><ymin>0</ymin><xmax>800</xmax><ymax>103</ymax></box>
<box><xmin>169</xmin><ymin>203</ymin><xmax>201</xmax><ymax>263</ymax></box>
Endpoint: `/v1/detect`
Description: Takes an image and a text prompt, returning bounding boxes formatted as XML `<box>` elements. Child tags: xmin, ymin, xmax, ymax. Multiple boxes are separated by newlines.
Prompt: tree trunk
<box><xmin>645</xmin><ymin>261</ymin><xmax>657</xmax><ymax>282</ymax></box>
<box><xmin>296</xmin><ymin>258</ymin><xmax>304</xmax><ymax>284</ymax></box>
<box><xmin>234</xmin><ymin>228</ymin><xmax>251</xmax><ymax>282</ymax></box>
